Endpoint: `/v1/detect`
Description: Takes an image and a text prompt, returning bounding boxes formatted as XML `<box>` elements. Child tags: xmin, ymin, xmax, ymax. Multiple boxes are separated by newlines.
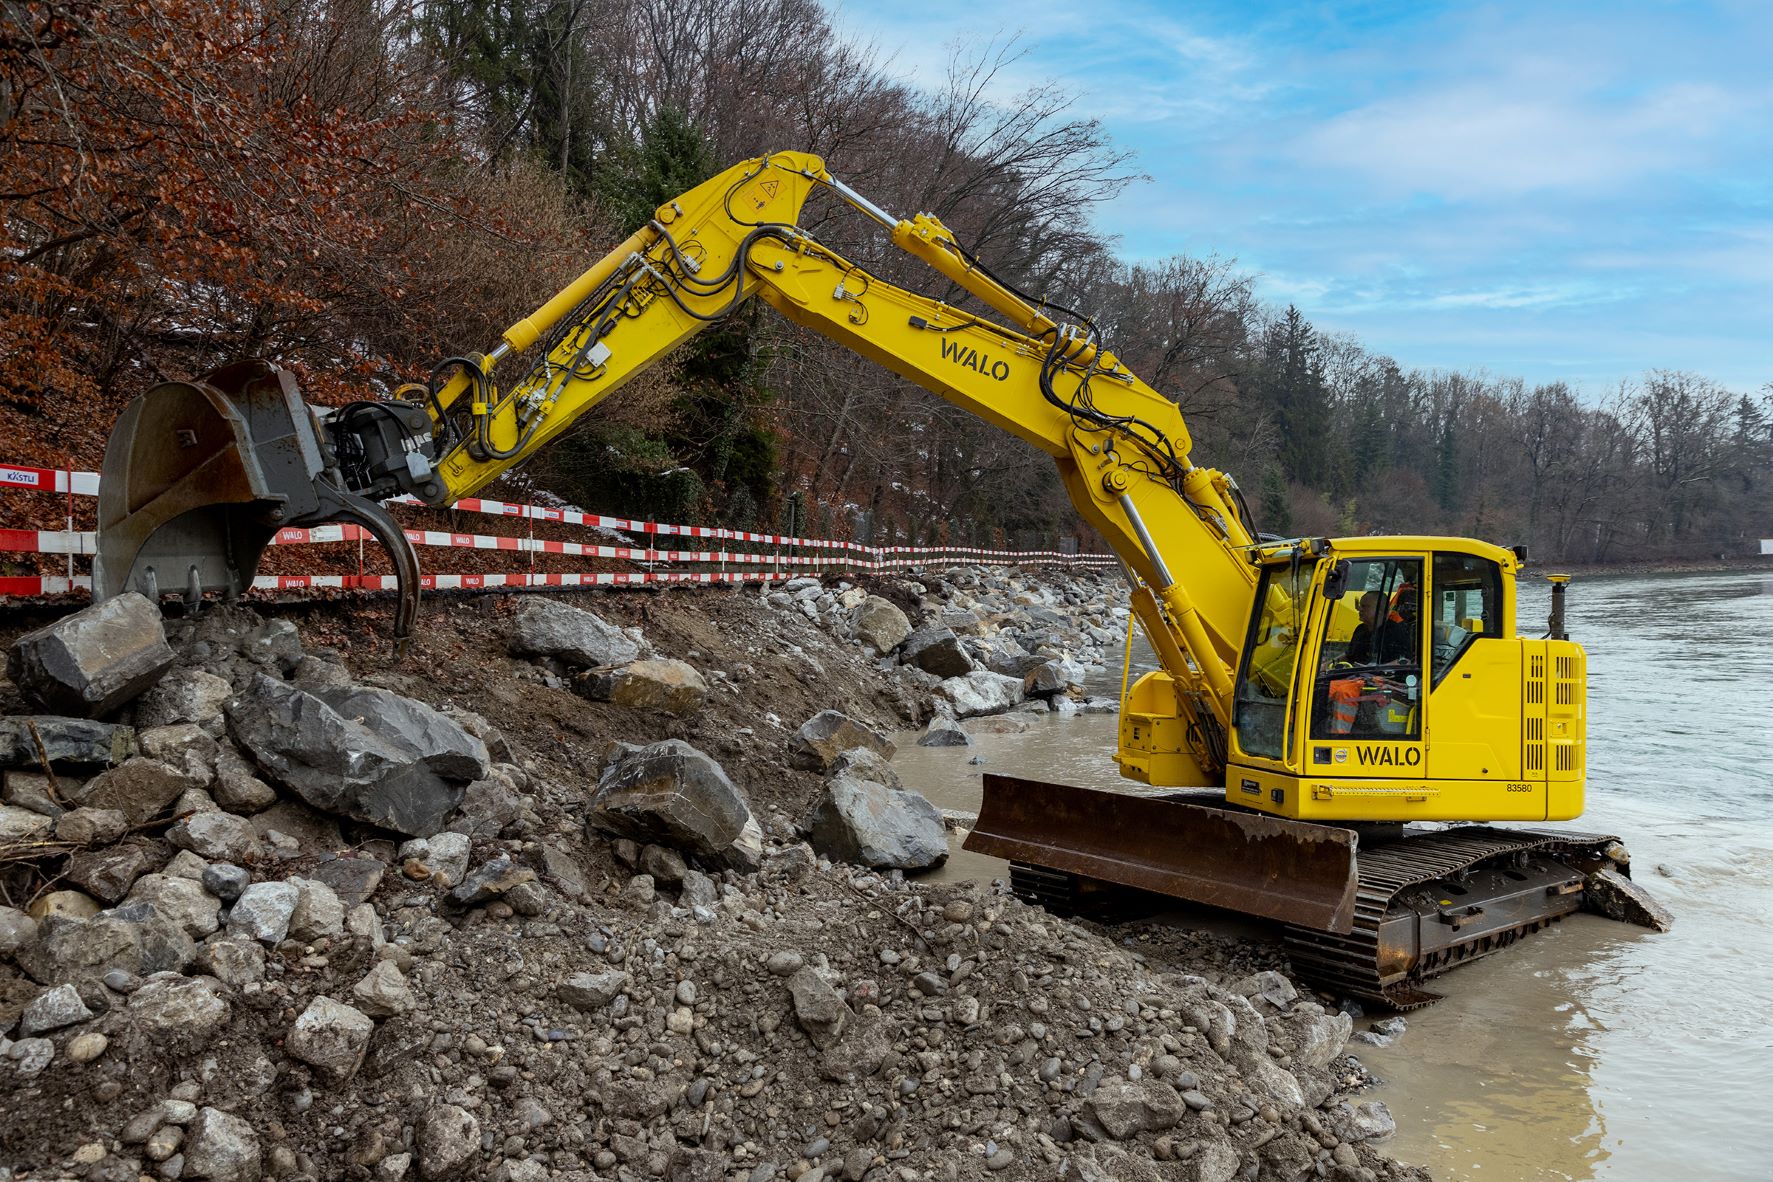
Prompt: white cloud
<box><xmin>1296</xmin><ymin>73</ymin><xmax>1749</xmax><ymax>199</ymax></box>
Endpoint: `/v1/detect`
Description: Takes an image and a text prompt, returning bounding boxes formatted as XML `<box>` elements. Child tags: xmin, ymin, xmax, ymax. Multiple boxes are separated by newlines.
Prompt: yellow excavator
<box><xmin>93</xmin><ymin>151</ymin><xmax>1663</xmax><ymax>1007</ymax></box>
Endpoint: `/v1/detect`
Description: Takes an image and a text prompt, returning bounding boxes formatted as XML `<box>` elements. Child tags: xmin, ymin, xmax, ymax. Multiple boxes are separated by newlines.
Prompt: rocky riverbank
<box><xmin>0</xmin><ymin>571</ymin><xmax>1423</xmax><ymax>1181</ymax></box>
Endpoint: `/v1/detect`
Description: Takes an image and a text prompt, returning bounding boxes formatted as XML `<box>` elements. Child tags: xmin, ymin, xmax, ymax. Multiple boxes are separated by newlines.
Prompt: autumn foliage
<box><xmin>0</xmin><ymin>0</ymin><xmax>592</xmax><ymax>440</ymax></box>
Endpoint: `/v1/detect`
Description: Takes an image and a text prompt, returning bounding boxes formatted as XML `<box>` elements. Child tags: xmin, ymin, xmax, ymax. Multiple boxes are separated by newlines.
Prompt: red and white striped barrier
<box><xmin>0</xmin><ymin>464</ymin><xmax>1116</xmax><ymax>599</ymax></box>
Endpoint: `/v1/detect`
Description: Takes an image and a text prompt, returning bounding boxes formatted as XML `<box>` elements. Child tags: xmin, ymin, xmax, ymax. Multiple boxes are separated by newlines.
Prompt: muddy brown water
<box><xmin>892</xmin><ymin>569</ymin><xmax>1773</xmax><ymax>1181</ymax></box>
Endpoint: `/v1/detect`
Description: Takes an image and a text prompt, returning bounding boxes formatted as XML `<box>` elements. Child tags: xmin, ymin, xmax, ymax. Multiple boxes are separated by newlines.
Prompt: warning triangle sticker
<box><xmin>759</xmin><ymin>179</ymin><xmax>779</xmax><ymax>199</ymax></box>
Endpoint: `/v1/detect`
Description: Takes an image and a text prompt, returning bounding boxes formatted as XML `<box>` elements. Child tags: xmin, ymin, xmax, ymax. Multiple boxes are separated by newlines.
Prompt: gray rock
<box><xmin>639</xmin><ymin>844</ymin><xmax>689</xmax><ymax>886</ymax></box>
<box><xmin>507</xmin><ymin>598</ymin><xmax>641</xmax><ymax>668</ymax></box>
<box><xmin>53</xmin><ymin>806</ymin><xmax>129</xmax><ymax>845</ymax></box>
<box><xmin>852</xmin><ymin>596</ymin><xmax>911</xmax><ymax>653</ymax></box>
<box><xmin>0</xmin><ymin>905</ymin><xmax>36</xmax><ymax>956</ymax></box>
<box><xmin>127</xmin><ymin>974</ymin><xmax>230</xmax><ymax>1043</ymax></box>
<box><xmin>227</xmin><ymin>881</ymin><xmax>300</xmax><ymax>944</ymax></box>
<box><xmin>226</xmin><ymin>675</ymin><xmax>488</xmax><ymax>836</ymax></box>
<box><xmin>787</xmin><ymin>966</ymin><xmax>850</xmax><ymax>1049</ymax></box>
<box><xmin>74</xmin><ymin>757</ymin><xmax>192</xmax><ymax>824</ymax></box>
<box><xmin>168</xmin><ymin>810</ymin><xmax>258</xmax><ymax>864</ymax></box>
<box><xmin>1023</xmin><ymin>659</ymin><xmax>1085</xmax><ymax>697</ymax></box>
<box><xmin>135</xmin><ymin>668</ymin><xmax>233</xmax><ymax>730</ymax></box>
<box><xmin>20</xmin><ymin>982</ymin><xmax>93</xmax><ymax>1036</ymax></box>
<box><xmin>31</xmin><ymin>903</ymin><xmax>193</xmax><ymax>981</ymax></box>
<box><xmin>400</xmin><ymin>832</ymin><xmax>471</xmax><ymax>886</ymax></box>
<box><xmin>916</xmin><ymin>716</ymin><xmax>972</xmax><ymax>748</ymax></box>
<box><xmin>195</xmin><ymin>936</ymin><xmax>266</xmax><ymax>987</ymax></box>
<box><xmin>789</xmin><ymin>711</ymin><xmax>895</xmax><ymax>772</ymax></box>
<box><xmin>308</xmin><ymin>855</ymin><xmax>384</xmax><ymax>907</ymax></box>
<box><xmin>1251</xmin><ymin>969</ymin><xmax>1298</xmax><ymax>1010</ymax></box>
<box><xmin>438</xmin><ymin>705</ymin><xmax>514</xmax><ymax>763</ymax></box>
<box><xmin>7</xmin><ymin>1036</ymin><xmax>54</xmax><ymax>1076</ymax></box>
<box><xmin>201</xmin><ymin>862</ymin><xmax>250</xmax><ymax>902</ymax></box>
<box><xmin>417</xmin><ymin>1103</ymin><xmax>481</xmax><ymax>1179</ymax></box>
<box><xmin>827</xmin><ymin>746</ymin><xmax>903</xmax><ymax>789</ymax></box>
<box><xmin>125</xmin><ymin>873</ymin><xmax>222</xmax><ymax>939</ymax></box>
<box><xmin>138</xmin><ymin>723</ymin><xmax>219</xmax><ymax>782</ymax></box>
<box><xmin>64</xmin><ymin>840</ymin><xmax>163</xmax><ymax>903</ymax></box>
<box><xmin>286</xmin><ymin>995</ymin><xmax>374</xmax><ymax>1082</ymax></box>
<box><xmin>210</xmin><ymin>748</ymin><xmax>277</xmax><ymax>814</ymax></box>
<box><xmin>577</xmin><ymin>658</ymin><xmax>708</xmax><ymax>715</ymax></box>
<box><xmin>590</xmin><ymin>740</ymin><xmax>757</xmax><ymax>870</ymax></box>
<box><xmin>806</xmin><ymin>777</ymin><xmax>948</xmax><ymax>871</ymax></box>
<box><xmin>352</xmin><ymin>960</ymin><xmax>416</xmax><ymax>1018</ymax></box>
<box><xmin>444</xmin><ymin>766</ymin><xmax>525</xmax><ymax>838</ymax></box>
<box><xmin>288</xmin><ymin>877</ymin><xmax>346</xmax><ymax>939</ymax></box>
<box><xmin>680</xmin><ymin>868</ymin><xmax>719</xmax><ymax>911</ymax></box>
<box><xmin>0</xmin><ymin>716</ymin><xmax>135</xmax><ymax>768</ymax></box>
<box><xmin>447</xmin><ymin>854</ymin><xmax>536</xmax><ymax>907</ymax></box>
<box><xmin>934</xmin><ymin>671</ymin><xmax>1025</xmax><ymax>718</ymax></box>
<box><xmin>558</xmin><ymin>970</ymin><xmax>627</xmax><ymax>1011</ymax></box>
<box><xmin>183</xmin><ymin>1106</ymin><xmax>260</xmax><ymax>1182</ymax></box>
<box><xmin>2</xmin><ymin>767</ymin><xmax>69</xmax><ymax>818</ymax></box>
<box><xmin>7</xmin><ymin>592</ymin><xmax>174</xmax><ymax>717</ymax></box>
<box><xmin>1087</xmin><ymin>1078</ymin><xmax>1187</xmax><ymax>1139</ymax></box>
<box><xmin>1328</xmin><ymin>1099</ymin><xmax>1397</xmax><ymax>1142</ymax></box>
<box><xmin>766</xmin><ymin>950</ymin><xmax>804</xmax><ymax>977</ymax></box>
<box><xmin>899</xmin><ymin>627</ymin><xmax>974</xmax><ymax>677</ymax></box>
<box><xmin>0</xmin><ymin>802</ymin><xmax>53</xmax><ymax>842</ymax></box>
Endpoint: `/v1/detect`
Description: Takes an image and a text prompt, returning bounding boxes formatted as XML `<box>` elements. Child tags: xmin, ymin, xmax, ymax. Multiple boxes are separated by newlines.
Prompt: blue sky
<box><xmin>825</xmin><ymin>0</ymin><xmax>1772</xmax><ymax>394</ymax></box>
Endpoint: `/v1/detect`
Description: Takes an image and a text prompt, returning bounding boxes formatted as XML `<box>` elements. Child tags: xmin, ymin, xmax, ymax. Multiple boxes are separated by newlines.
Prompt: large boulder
<box><xmin>788</xmin><ymin>710</ymin><xmax>895</xmax><ymax>772</ymax></box>
<box><xmin>851</xmin><ymin>596</ymin><xmax>911</xmax><ymax>653</ymax></box>
<box><xmin>1024</xmin><ymin>658</ymin><xmax>1087</xmax><ymax>698</ymax></box>
<box><xmin>507</xmin><ymin>598</ymin><xmax>641</xmax><ymax>668</ymax></box>
<box><xmin>899</xmin><ymin>627</ymin><xmax>975</xmax><ymax>678</ymax></box>
<box><xmin>589</xmin><ymin>740</ymin><xmax>758</xmax><ymax>870</ymax></box>
<box><xmin>806</xmin><ymin>776</ymin><xmax>948</xmax><ymax>870</ymax></box>
<box><xmin>934</xmin><ymin>671</ymin><xmax>1025</xmax><ymax>718</ymax></box>
<box><xmin>226</xmin><ymin>675</ymin><xmax>488</xmax><ymax>836</ymax></box>
<box><xmin>576</xmin><ymin>658</ymin><xmax>708</xmax><ymax>715</ymax></box>
<box><xmin>7</xmin><ymin>593</ymin><xmax>174</xmax><ymax>717</ymax></box>
<box><xmin>0</xmin><ymin>717</ymin><xmax>135</xmax><ymax>769</ymax></box>
<box><xmin>916</xmin><ymin>716</ymin><xmax>972</xmax><ymax>748</ymax></box>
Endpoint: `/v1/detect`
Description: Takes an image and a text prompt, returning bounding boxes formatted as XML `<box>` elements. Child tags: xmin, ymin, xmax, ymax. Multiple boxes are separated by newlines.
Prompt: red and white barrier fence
<box><xmin>0</xmin><ymin>464</ymin><xmax>1115</xmax><ymax>598</ymax></box>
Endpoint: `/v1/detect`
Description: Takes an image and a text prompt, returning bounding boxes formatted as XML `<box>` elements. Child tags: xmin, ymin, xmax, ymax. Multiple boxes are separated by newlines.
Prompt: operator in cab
<box><xmin>1347</xmin><ymin>590</ymin><xmax>1412</xmax><ymax>665</ymax></box>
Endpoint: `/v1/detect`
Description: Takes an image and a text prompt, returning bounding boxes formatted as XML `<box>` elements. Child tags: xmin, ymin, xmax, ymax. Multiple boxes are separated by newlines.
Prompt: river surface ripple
<box><xmin>890</xmin><ymin>569</ymin><xmax>1773</xmax><ymax>1182</ymax></box>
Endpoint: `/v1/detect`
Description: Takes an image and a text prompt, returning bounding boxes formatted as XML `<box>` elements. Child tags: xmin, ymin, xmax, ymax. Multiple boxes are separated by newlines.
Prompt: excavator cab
<box><xmin>1225</xmin><ymin>537</ymin><xmax>1586</xmax><ymax>825</ymax></box>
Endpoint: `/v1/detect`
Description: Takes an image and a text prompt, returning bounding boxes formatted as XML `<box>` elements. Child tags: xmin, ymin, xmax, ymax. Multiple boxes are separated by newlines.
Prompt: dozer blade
<box><xmin>965</xmin><ymin>774</ymin><xmax>1359</xmax><ymax>933</ymax></box>
<box><xmin>95</xmin><ymin>360</ymin><xmax>422</xmax><ymax>637</ymax></box>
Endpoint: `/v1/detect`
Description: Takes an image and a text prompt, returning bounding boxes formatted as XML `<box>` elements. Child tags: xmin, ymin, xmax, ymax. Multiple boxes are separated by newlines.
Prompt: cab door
<box><xmin>1424</xmin><ymin>551</ymin><xmax>1521</xmax><ymax>784</ymax></box>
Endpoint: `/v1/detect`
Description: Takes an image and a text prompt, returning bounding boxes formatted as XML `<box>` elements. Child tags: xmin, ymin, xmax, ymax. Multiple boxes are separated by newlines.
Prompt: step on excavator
<box><xmin>93</xmin><ymin>152</ymin><xmax>1669</xmax><ymax>1008</ymax></box>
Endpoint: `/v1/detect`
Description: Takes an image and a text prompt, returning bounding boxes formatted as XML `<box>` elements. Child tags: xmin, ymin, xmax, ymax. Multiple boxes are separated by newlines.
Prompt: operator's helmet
<box><xmin>1392</xmin><ymin>583</ymin><xmax>1419</xmax><ymax>623</ymax></box>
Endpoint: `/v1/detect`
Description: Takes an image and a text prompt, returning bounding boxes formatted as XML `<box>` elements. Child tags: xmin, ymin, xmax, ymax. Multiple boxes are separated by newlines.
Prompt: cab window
<box><xmin>1430</xmin><ymin>552</ymin><xmax>1502</xmax><ymax>684</ymax></box>
<box><xmin>1312</xmin><ymin>557</ymin><xmax>1422</xmax><ymax>740</ymax></box>
<box><xmin>1233</xmin><ymin>565</ymin><xmax>1312</xmax><ymax>761</ymax></box>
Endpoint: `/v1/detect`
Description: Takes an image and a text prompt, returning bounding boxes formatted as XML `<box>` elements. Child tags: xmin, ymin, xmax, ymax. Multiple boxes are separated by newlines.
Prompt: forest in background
<box><xmin>2</xmin><ymin>0</ymin><xmax>1769</xmax><ymax>563</ymax></box>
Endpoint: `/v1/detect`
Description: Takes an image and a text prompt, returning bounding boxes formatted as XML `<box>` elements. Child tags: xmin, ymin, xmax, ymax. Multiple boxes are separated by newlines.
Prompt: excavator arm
<box><xmin>99</xmin><ymin>151</ymin><xmax>1263</xmax><ymax>780</ymax></box>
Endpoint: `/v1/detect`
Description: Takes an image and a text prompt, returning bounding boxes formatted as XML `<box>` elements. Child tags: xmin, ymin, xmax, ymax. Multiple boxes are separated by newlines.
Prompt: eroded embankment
<box><xmin>0</xmin><ymin>570</ymin><xmax>1423</xmax><ymax>1181</ymax></box>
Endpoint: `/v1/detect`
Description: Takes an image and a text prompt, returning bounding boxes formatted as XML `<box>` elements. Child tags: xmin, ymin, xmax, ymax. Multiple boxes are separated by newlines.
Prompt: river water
<box><xmin>891</xmin><ymin>569</ymin><xmax>1773</xmax><ymax>1182</ymax></box>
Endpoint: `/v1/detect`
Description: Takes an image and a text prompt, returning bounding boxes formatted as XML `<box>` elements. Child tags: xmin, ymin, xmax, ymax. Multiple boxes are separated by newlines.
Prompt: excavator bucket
<box><xmin>965</xmin><ymin>774</ymin><xmax>1360</xmax><ymax>932</ymax></box>
<box><xmin>95</xmin><ymin>360</ymin><xmax>421</xmax><ymax>636</ymax></box>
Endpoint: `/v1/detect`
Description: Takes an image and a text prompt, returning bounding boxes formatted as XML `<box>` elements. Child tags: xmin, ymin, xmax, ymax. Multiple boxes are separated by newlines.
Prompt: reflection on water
<box><xmin>893</xmin><ymin>569</ymin><xmax>1773</xmax><ymax>1181</ymax></box>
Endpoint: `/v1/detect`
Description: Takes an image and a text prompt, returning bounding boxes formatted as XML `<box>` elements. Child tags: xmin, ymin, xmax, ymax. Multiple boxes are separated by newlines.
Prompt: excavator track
<box><xmin>1282</xmin><ymin>827</ymin><xmax>1620</xmax><ymax>1010</ymax></box>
